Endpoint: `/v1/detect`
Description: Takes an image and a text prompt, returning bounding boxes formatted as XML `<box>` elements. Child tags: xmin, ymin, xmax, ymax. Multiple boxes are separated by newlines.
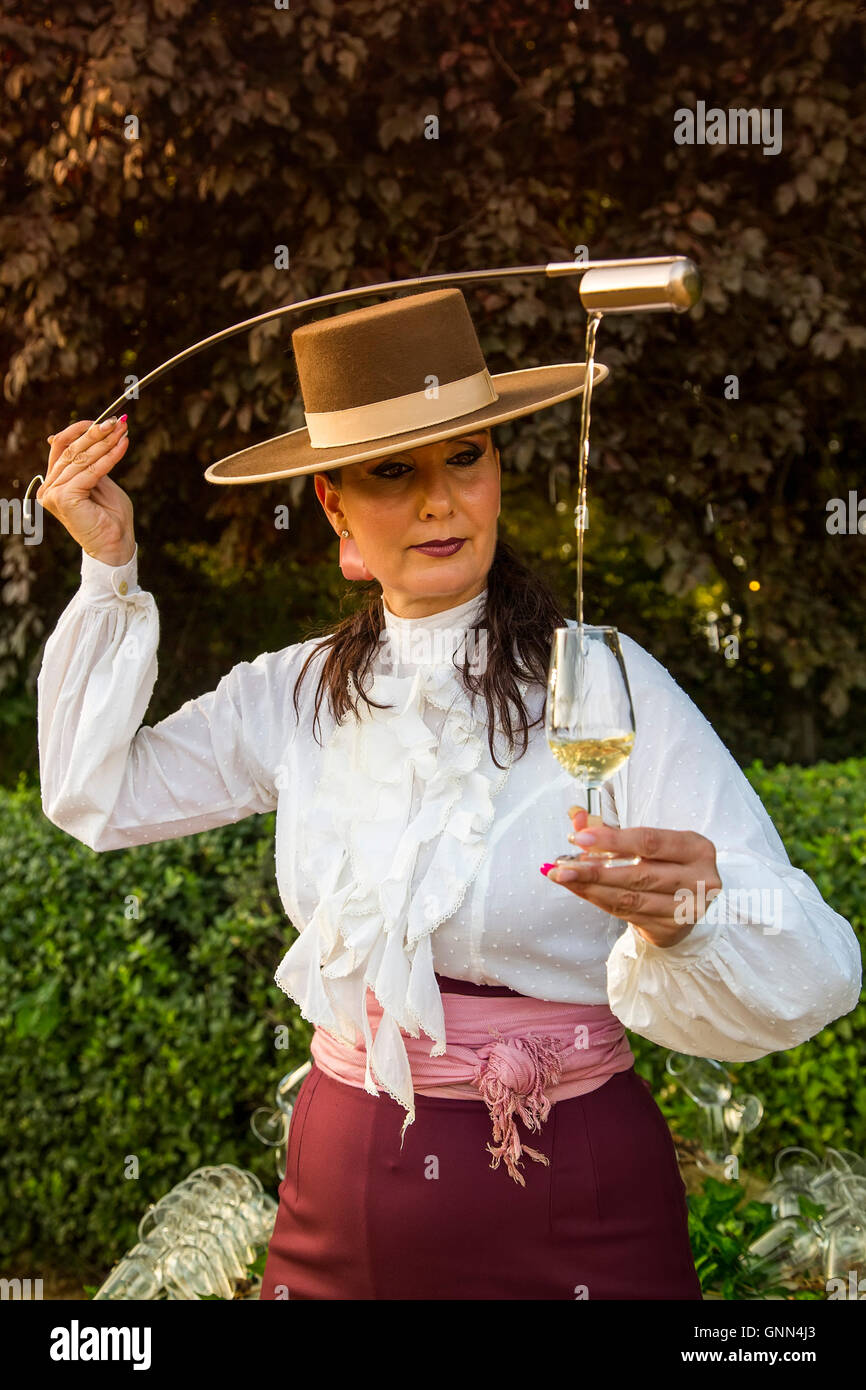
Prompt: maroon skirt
<box><xmin>260</xmin><ymin>976</ymin><xmax>702</xmax><ymax>1300</ymax></box>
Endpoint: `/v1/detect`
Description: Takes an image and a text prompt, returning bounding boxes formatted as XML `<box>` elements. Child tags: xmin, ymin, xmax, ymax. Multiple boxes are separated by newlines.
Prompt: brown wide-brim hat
<box><xmin>204</xmin><ymin>287</ymin><xmax>609</xmax><ymax>485</ymax></box>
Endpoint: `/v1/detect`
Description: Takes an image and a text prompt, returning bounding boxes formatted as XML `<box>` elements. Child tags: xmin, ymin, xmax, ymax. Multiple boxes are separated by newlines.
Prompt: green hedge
<box><xmin>0</xmin><ymin>782</ymin><xmax>311</xmax><ymax>1277</ymax></box>
<box><xmin>1</xmin><ymin>758</ymin><xmax>863</xmax><ymax>1276</ymax></box>
<box><xmin>631</xmin><ymin>757</ymin><xmax>866</xmax><ymax>1168</ymax></box>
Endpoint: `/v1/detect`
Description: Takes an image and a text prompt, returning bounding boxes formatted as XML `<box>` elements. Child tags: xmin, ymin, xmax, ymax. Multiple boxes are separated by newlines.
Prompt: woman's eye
<box><xmin>375</xmin><ymin>449</ymin><xmax>480</xmax><ymax>478</ymax></box>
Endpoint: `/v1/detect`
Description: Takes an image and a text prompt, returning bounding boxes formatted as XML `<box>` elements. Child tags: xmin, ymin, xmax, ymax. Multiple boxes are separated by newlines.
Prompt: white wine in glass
<box><xmin>545</xmin><ymin>624</ymin><xmax>640</xmax><ymax>868</ymax></box>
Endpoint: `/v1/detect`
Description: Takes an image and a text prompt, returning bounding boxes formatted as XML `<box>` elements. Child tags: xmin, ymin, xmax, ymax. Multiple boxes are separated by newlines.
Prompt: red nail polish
<box><xmin>119</xmin><ymin>413</ymin><xmax>128</xmax><ymax>423</ymax></box>
<box><xmin>539</xmin><ymin>863</ymin><xmax>555</xmax><ymax>875</ymax></box>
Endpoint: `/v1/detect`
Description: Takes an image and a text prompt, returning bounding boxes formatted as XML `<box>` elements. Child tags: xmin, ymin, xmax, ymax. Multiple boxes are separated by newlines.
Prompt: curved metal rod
<box><xmin>26</xmin><ymin>255</ymin><xmax>697</xmax><ymax>505</ymax></box>
<box><xmin>90</xmin><ymin>256</ymin><xmax>693</xmax><ymax>424</ymax></box>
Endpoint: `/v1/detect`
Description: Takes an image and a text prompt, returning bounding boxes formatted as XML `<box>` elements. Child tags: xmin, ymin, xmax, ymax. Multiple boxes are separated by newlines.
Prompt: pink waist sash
<box><xmin>311</xmin><ymin>987</ymin><xmax>635</xmax><ymax>1185</ymax></box>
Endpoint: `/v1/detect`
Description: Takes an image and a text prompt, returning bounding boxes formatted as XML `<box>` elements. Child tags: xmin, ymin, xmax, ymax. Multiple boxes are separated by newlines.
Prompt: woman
<box><xmin>36</xmin><ymin>289</ymin><xmax>861</xmax><ymax>1301</ymax></box>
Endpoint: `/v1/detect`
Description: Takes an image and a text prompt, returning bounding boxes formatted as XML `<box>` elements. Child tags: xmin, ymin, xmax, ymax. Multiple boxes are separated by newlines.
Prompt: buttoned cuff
<box><xmin>80</xmin><ymin>545</ymin><xmax>141</xmax><ymax>601</ymax></box>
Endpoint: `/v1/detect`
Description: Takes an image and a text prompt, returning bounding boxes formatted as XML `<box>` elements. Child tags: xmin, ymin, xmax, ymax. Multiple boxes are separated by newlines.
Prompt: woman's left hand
<box><xmin>543</xmin><ymin>807</ymin><xmax>723</xmax><ymax>949</ymax></box>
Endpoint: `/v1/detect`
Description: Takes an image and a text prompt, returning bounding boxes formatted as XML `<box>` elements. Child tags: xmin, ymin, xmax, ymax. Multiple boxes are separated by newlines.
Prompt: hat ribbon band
<box><xmin>304</xmin><ymin>368</ymin><xmax>499</xmax><ymax>448</ymax></box>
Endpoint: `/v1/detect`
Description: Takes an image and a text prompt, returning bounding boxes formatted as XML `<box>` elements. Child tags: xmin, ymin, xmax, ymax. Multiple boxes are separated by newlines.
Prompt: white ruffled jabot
<box><xmin>274</xmin><ymin>586</ymin><xmax>524</xmax><ymax>1139</ymax></box>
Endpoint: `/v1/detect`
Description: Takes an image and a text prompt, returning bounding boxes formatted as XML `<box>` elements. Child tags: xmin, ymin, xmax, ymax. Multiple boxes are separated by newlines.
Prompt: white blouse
<box><xmin>37</xmin><ymin>545</ymin><xmax>862</xmax><ymax>1124</ymax></box>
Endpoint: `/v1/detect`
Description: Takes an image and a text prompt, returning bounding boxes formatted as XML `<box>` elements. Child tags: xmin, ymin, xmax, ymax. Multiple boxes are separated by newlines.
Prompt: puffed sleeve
<box><xmin>603</xmin><ymin>633</ymin><xmax>862</xmax><ymax>1060</ymax></box>
<box><xmin>37</xmin><ymin>545</ymin><xmax>299</xmax><ymax>852</ymax></box>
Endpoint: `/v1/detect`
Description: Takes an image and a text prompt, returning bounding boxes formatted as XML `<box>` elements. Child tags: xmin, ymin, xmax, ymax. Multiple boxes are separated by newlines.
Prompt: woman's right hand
<box><xmin>37</xmin><ymin>416</ymin><xmax>135</xmax><ymax>567</ymax></box>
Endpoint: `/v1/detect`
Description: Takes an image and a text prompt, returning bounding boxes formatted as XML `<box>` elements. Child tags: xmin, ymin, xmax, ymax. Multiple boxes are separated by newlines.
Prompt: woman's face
<box><xmin>314</xmin><ymin>429</ymin><xmax>501</xmax><ymax>619</ymax></box>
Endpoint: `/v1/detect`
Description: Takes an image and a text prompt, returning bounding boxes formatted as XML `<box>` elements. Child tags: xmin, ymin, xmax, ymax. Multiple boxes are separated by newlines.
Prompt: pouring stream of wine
<box><xmin>575</xmin><ymin>310</ymin><xmax>603</xmax><ymax>628</ymax></box>
<box><xmin>574</xmin><ymin>310</ymin><xmax>604</xmax><ymax>827</ymax></box>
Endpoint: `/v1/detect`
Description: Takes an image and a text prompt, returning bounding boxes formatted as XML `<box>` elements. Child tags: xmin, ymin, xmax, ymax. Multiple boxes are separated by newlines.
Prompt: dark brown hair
<box><xmin>292</xmin><ymin>540</ymin><xmax>569</xmax><ymax>772</ymax></box>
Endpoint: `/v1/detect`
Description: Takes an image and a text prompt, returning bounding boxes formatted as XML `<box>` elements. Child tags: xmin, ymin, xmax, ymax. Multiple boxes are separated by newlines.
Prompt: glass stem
<box><xmin>587</xmin><ymin>784</ymin><xmax>601</xmax><ymax>821</ymax></box>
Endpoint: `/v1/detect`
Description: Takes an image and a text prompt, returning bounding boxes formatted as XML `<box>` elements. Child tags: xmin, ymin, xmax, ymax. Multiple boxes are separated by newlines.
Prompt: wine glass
<box><xmin>545</xmin><ymin>624</ymin><xmax>640</xmax><ymax>868</ymax></box>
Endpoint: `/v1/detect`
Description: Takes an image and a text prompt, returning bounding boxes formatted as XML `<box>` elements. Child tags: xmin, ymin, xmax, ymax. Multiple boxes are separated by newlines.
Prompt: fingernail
<box><xmin>551</xmin><ymin>868</ymin><xmax>579</xmax><ymax>883</ymax></box>
<box><xmin>119</xmin><ymin>413</ymin><xmax>128</xmax><ymax>423</ymax></box>
<box><xmin>571</xmin><ymin>831</ymin><xmax>597</xmax><ymax>845</ymax></box>
<box><xmin>100</xmin><ymin>417</ymin><xmax>117</xmax><ymax>430</ymax></box>
<box><xmin>539</xmin><ymin>863</ymin><xmax>555</xmax><ymax>876</ymax></box>
<box><xmin>47</xmin><ymin>434</ymin><xmax>55</xmax><ymax>442</ymax></box>
<box><xmin>567</xmin><ymin>805</ymin><xmax>582</xmax><ymax>816</ymax></box>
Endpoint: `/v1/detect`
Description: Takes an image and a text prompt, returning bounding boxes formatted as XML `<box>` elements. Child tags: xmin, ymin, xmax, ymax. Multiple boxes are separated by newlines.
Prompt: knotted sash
<box><xmin>311</xmin><ymin>986</ymin><xmax>635</xmax><ymax>1185</ymax></box>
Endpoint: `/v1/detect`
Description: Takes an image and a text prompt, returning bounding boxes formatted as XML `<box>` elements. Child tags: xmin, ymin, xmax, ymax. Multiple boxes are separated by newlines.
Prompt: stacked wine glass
<box><xmin>664</xmin><ymin>1052</ymin><xmax>866</xmax><ymax>1296</ymax></box>
<box><xmin>664</xmin><ymin>1053</ymin><xmax>764</xmax><ymax>1172</ymax></box>
<box><xmin>753</xmin><ymin>1145</ymin><xmax>866</xmax><ymax>1295</ymax></box>
<box><xmin>93</xmin><ymin>1165</ymin><xmax>278</xmax><ymax>1300</ymax></box>
<box><xmin>249</xmin><ymin>1060</ymin><xmax>312</xmax><ymax>1182</ymax></box>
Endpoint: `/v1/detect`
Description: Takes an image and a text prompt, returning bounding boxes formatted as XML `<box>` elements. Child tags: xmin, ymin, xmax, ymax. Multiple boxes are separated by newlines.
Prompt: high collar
<box><xmin>380</xmin><ymin>587</ymin><xmax>488</xmax><ymax>669</ymax></box>
<box><xmin>382</xmin><ymin>587</ymin><xmax>488</xmax><ymax>634</ymax></box>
